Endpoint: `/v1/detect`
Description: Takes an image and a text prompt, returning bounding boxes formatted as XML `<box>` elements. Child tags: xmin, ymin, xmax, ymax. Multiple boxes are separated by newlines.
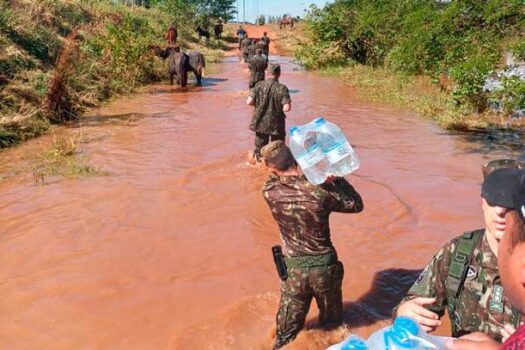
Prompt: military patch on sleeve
<box><xmin>415</xmin><ymin>267</ymin><xmax>428</xmax><ymax>285</ymax></box>
<box><xmin>466</xmin><ymin>265</ymin><xmax>478</xmax><ymax>281</ymax></box>
<box><xmin>489</xmin><ymin>285</ymin><xmax>504</xmax><ymax>313</ymax></box>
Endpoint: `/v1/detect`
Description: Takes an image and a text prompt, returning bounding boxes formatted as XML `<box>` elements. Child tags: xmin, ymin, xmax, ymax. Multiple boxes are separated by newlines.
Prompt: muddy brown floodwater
<box><xmin>0</xmin><ymin>52</ymin><xmax>519</xmax><ymax>350</ymax></box>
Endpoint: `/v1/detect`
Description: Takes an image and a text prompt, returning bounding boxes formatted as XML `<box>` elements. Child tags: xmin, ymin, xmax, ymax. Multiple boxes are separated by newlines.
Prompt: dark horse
<box><xmin>279</xmin><ymin>15</ymin><xmax>295</xmax><ymax>30</ymax></box>
<box><xmin>155</xmin><ymin>46</ymin><xmax>206</xmax><ymax>87</ymax></box>
<box><xmin>196</xmin><ymin>25</ymin><xmax>210</xmax><ymax>42</ymax></box>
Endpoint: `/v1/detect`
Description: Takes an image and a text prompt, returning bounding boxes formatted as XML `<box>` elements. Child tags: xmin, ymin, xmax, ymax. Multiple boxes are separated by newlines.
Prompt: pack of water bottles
<box><xmin>327</xmin><ymin>317</ymin><xmax>451</xmax><ymax>350</ymax></box>
<box><xmin>288</xmin><ymin>117</ymin><xmax>360</xmax><ymax>185</ymax></box>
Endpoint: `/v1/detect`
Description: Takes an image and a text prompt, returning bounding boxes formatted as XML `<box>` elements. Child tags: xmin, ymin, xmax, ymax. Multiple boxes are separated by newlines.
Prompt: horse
<box><xmin>196</xmin><ymin>25</ymin><xmax>210</xmax><ymax>43</ymax></box>
<box><xmin>279</xmin><ymin>15</ymin><xmax>294</xmax><ymax>30</ymax></box>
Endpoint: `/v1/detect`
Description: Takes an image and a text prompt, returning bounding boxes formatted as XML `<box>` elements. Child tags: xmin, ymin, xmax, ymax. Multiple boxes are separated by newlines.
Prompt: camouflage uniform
<box><xmin>247</xmin><ymin>54</ymin><xmax>267</xmax><ymax>89</ymax></box>
<box><xmin>249</xmin><ymin>78</ymin><xmax>291</xmax><ymax>159</ymax></box>
<box><xmin>396</xmin><ymin>230</ymin><xmax>523</xmax><ymax>342</ymax></box>
<box><xmin>261</xmin><ymin>35</ymin><xmax>270</xmax><ymax>56</ymax></box>
<box><xmin>241</xmin><ymin>37</ymin><xmax>252</xmax><ymax>61</ymax></box>
<box><xmin>262</xmin><ymin>175</ymin><xmax>363</xmax><ymax>349</ymax></box>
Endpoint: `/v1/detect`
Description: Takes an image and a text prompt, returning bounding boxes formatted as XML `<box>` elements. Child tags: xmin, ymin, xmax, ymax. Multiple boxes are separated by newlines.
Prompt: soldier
<box><xmin>260</xmin><ymin>140</ymin><xmax>364</xmax><ymax>349</ymax></box>
<box><xmin>236</xmin><ymin>25</ymin><xmax>247</xmax><ymax>50</ymax></box>
<box><xmin>165</xmin><ymin>24</ymin><xmax>178</xmax><ymax>45</ymax></box>
<box><xmin>394</xmin><ymin>167</ymin><xmax>524</xmax><ymax>342</ymax></box>
<box><xmin>261</xmin><ymin>31</ymin><xmax>270</xmax><ymax>56</ymax></box>
<box><xmin>447</xmin><ymin>168</ymin><xmax>525</xmax><ymax>350</ymax></box>
<box><xmin>247</xmin><ymin>48</ymin><xmax>268</xmax><ymax>89</ymax></box>
<box><xmin>246</xmin><ymin>64</ymin><xmax>291</xmax><ymax>162</ymax></box>
<box><xmin>240</xmin><ymin>35</ymin><xmax>252</xmax><ymax>62</ymax></box>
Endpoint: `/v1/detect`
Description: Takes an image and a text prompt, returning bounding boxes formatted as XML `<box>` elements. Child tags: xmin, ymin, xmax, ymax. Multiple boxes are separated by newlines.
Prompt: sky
<box><xmin>233</xmin><ymin>0</ymin><xmax>331</xmax><ymax>23</ymax></box>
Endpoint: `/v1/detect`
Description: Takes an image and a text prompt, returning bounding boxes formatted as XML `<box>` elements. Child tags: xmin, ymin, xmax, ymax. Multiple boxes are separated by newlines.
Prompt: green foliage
<box><xmin>297</xmin><ymin>0</ymin><xmax>525</xmax><ymax>117</ymax></box>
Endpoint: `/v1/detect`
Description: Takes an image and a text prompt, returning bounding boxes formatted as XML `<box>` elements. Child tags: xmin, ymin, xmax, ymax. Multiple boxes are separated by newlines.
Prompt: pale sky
<box><xmin>233</xmin><ymin>0</ymin><xmax>331</xmax><ymax>23</ymax></box>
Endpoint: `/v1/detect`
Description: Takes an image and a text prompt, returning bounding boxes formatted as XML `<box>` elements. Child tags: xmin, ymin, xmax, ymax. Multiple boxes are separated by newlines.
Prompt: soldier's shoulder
<box><xmin>262</xmin><ymin>175</ymin><xmax>280</xmax><ymax>194</ymax></box>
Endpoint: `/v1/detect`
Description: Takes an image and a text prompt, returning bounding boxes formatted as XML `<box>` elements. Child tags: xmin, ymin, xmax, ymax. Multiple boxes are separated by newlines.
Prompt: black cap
<box><xmin>482</xmin><ymin>168</ymin><xmax>525</xmax><ymax>210</ymax></box>
<box><xmin>512</xmin><ymin>170</ymin><xmax>525</xmax><ymax>222</ymax></box>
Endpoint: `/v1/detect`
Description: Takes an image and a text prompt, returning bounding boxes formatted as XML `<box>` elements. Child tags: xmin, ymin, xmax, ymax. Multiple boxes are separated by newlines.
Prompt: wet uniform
<box><xmin>247</xmin><ymin>54</ymin><xmax>267</xmax><ymax>89</ymax></box>
<box><xmin>263</xmin><ymin>175</ymin><xmax>363</xmax><ymax>349</ymax></box>
<box><xmin>249</xmin><ymin>78</ymin><xmax>291</xmax><ymax>158</ymax></box>
<box><xmin>396</xmin><ymin>230</ymin><xmax>523</xmax><ymax>342</ymax></box>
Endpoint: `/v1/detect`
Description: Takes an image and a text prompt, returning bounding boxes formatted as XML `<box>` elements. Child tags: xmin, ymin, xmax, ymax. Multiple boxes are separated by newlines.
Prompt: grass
<box><xmin>32</xmin><ymin>132</ymin><xmax>109</xmax><ymax>185</ymax></box>
<box><xmin>319</xmin><ymin>64</ymin><xmax>525</xmax><ymax>131</ymax></box>
<box><xmin>1</xmin><ymin>0</ymin><xmax>230</xmax><ymax>150</ymax></box>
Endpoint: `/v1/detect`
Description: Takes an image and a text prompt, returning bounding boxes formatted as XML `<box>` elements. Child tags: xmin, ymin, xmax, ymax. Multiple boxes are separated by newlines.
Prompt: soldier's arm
<box><xmin>247</xmin><ymin>87</ymin><xmax>256</xmax><ymax>106</ymax></box>
<box><xmin>281</xmin><ymin>86</ymin><xmax>292</xmax><ymax>112</ymax></box>
<box><xmin>394</xmin><ymin>243</ymin><xmax>451</xmax><ymax>318</ymax></box>
<box><xmin>321</xmin><ymin>177</ymin><xmax>363</xmax><ymax>213</ymax></box>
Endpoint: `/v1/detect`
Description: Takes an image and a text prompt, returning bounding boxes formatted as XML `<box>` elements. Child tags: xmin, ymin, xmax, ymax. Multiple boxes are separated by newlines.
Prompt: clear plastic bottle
<box><xmin>367</xmin><ymin>317</ymin><xmax>449</xmax><ymax>350</ymax></box>
<box><xmin>288</xmin><ymin>126</ymin><xmax>333</xmax><ymax>185</ymax></box>
<box><xmin>312</xmin><ymin>117</ymin><xmax>360</xmax><ymax>177</ymax></box>
<box><xmin>326</xmin><ymin>335</ymin><xmax>369</xmax><ymax>350</ymax></box>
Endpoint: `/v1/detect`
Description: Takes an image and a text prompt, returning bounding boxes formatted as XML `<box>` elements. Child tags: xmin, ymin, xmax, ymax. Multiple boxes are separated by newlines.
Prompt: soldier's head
<box><xmin>263</xmin><ymin>32</ymin><xmax>267</xmax><ymax>36</ymax></box>
<box><xmin>498</xmin><ymin>168</ymin><xmax>525</xmax><ymax>313</ymax></box>
<box><xmin>481</xmin><ymin>168</ymin><xmax>525</xmax><ymax>245</ymax></box>
<box><xmin>261</xmin><ymin>141</ymin><xmax>297</xmax><ymax>175</ymax></box>
<box><xmin>268</xmin><ymin>64</ymin><xmax>281</xmax><ymax>80</ymax></box>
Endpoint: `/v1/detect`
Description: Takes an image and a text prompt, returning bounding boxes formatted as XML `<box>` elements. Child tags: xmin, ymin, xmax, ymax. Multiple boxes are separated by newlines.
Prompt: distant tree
<box><xmin>256</xmin><ymin>14</ymin><xmax>266</xmax><ymax>25</ymax></box>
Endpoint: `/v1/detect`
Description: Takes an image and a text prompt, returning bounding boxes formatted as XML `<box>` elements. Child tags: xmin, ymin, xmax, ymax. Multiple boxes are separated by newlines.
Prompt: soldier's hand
<box><xmin>396</xmin><ymin>297</ymin><xmax>441</xmax><ymax>332</ymax></box>
<box><xmin>445</xmin><ymin>332</ymin><xmax>500</xmax><ymax>350</ymax></box>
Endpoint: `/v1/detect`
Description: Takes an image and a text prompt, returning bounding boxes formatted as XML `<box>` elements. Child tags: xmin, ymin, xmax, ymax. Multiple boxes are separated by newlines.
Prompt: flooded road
<box><xmin>0</xmin><ymin>54</ymin><xmax>521</xmax><ymax>349</ymax></box>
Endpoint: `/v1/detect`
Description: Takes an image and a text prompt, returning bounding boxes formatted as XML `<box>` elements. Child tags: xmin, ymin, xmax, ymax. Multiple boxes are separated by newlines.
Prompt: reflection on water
<box><xmin>0</xmin><ymin>56</ymin><xmax>518</xmax><ymax>349</ymax></box>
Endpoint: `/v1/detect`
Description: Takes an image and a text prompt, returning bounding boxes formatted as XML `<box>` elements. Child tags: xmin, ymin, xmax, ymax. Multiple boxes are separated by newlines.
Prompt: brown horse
<box><xmin>279</xmin><ymin>15</ymin><xmax>294</xmax><ymax>30</ymax></box>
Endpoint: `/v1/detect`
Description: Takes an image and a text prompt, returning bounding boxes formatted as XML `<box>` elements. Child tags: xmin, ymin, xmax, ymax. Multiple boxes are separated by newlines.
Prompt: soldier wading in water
<box><xmin>247</xmin><ymin>48</ymin><xmax>267</xmax><ymax>89</ymax></box>
<box><xmin>246</xmin><ymin>64</ymin><xmax>291</xmax><ymax>163</ymax></box>
<box><xmin>394</xmin><ymin>162</ymin><xmax>524</xmax><ymax>342</ymax></box>
<box><xmin>260</xmin><ymin>141</ymin><xmax>364</xmax><ymax>349</ymax></box>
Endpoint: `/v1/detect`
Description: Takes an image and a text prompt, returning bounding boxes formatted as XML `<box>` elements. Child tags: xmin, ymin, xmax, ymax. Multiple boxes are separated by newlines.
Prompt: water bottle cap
<box><xmin>313</xmin><ymin>117</ymin><xmax>326</xmax><ymax>125</ymax></box>
<box><xmin>393</xmin><ymin>316</ymin><xmax>420</xmax><ymax>336</ymax></box>
<box><xmin>341</xmin><ymin>336</ymin><xmax>368</xmax><ymax>350</ymax></box>
<box><xmin>388</xmin><ymin>317</ymin><xmax>420</xmax><ymax>348</ymax></box>
<box><xmin>289</xmin><ymin>126</ymin><xmax>300</xmax><ymax>135</ymax></box>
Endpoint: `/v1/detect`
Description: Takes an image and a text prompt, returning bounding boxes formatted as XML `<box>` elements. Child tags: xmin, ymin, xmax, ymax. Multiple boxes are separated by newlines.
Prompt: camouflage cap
<box><xmin>482</xmin><ymin>158</ymin><xmax>525</xmax><ymax>178</ymax></box>
<box><xmin>269</xmin><ymin>64</ymin><xmax>281</xmax><ymax>75</ymax></box>
<box><xmin>482</xmin><ymin>168</ymin><xmax>525</xmax><ymax>209</ymax></box>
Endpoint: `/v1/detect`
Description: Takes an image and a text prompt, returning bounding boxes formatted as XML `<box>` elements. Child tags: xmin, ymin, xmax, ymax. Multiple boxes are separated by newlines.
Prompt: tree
<box><xmin>194</xmin><ymin>0</ymin><xmax>236</xmax><ymax>21</ymax></box>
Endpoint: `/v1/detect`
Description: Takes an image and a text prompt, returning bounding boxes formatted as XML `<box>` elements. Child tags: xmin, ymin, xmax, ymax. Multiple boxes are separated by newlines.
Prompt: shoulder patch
<box><xmin>466</xmin><ymin>265</ymin><xmax>477</xmax><ymax>281</ymax></box>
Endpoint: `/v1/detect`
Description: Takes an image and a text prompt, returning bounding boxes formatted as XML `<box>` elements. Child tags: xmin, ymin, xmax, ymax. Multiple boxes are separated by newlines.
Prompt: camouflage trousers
<box><xmin>255</xmin><ymin>132</ymin><xmax>285</xmax><ymax>160</ymax></box>
<box><xmin>274</xmin><ymin>261</ymin><xmax>344</xmax><ymax>349</ymax></box>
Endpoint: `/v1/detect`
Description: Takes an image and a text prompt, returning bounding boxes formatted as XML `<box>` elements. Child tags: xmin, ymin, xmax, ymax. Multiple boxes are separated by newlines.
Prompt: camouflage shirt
<box><xmin>241</xmin><ymin>37</ymin><xmax>252</xmax><ymax>52</ymax></box>
<box><xmin>398</xmin><ymin>230</ymin><xmax>523</xmax><ymax>341</ymax></box>
<box><xmin>249</xmin><ymin>78</ymin><xmax>291</xmax><ymax>135</ymax></box>
<box><xmin>262</xmin><ymin>175</ymin><xmax>363</xmax><ymax>257</ymax></box>
<box><xmin>248</xmin><ymin>55</ymin><xmax>267</xmax><ymax>83</ymax></box>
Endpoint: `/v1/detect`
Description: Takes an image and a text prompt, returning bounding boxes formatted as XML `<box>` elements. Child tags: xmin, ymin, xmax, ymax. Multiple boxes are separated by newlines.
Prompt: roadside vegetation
<box><xmin>293</xmin><ymin>0</ymin><xmax>525</xmax><ymax>131</ymax></box>
<box><xmin>0</xmin><ymin>0</ymin><xmax>233</xmax><ymax>149</ymax></box>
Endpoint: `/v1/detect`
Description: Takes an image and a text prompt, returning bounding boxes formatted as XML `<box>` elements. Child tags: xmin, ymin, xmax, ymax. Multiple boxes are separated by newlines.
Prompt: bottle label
<box><xmin>296</xmin><ymin>146</ymin><xmax>325</xmax><ymax>168</ymax></box>
<box><xmin>325</xmin><ymin>141</ymin><xmax>353</xmax><ymax>163</ymax></box>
